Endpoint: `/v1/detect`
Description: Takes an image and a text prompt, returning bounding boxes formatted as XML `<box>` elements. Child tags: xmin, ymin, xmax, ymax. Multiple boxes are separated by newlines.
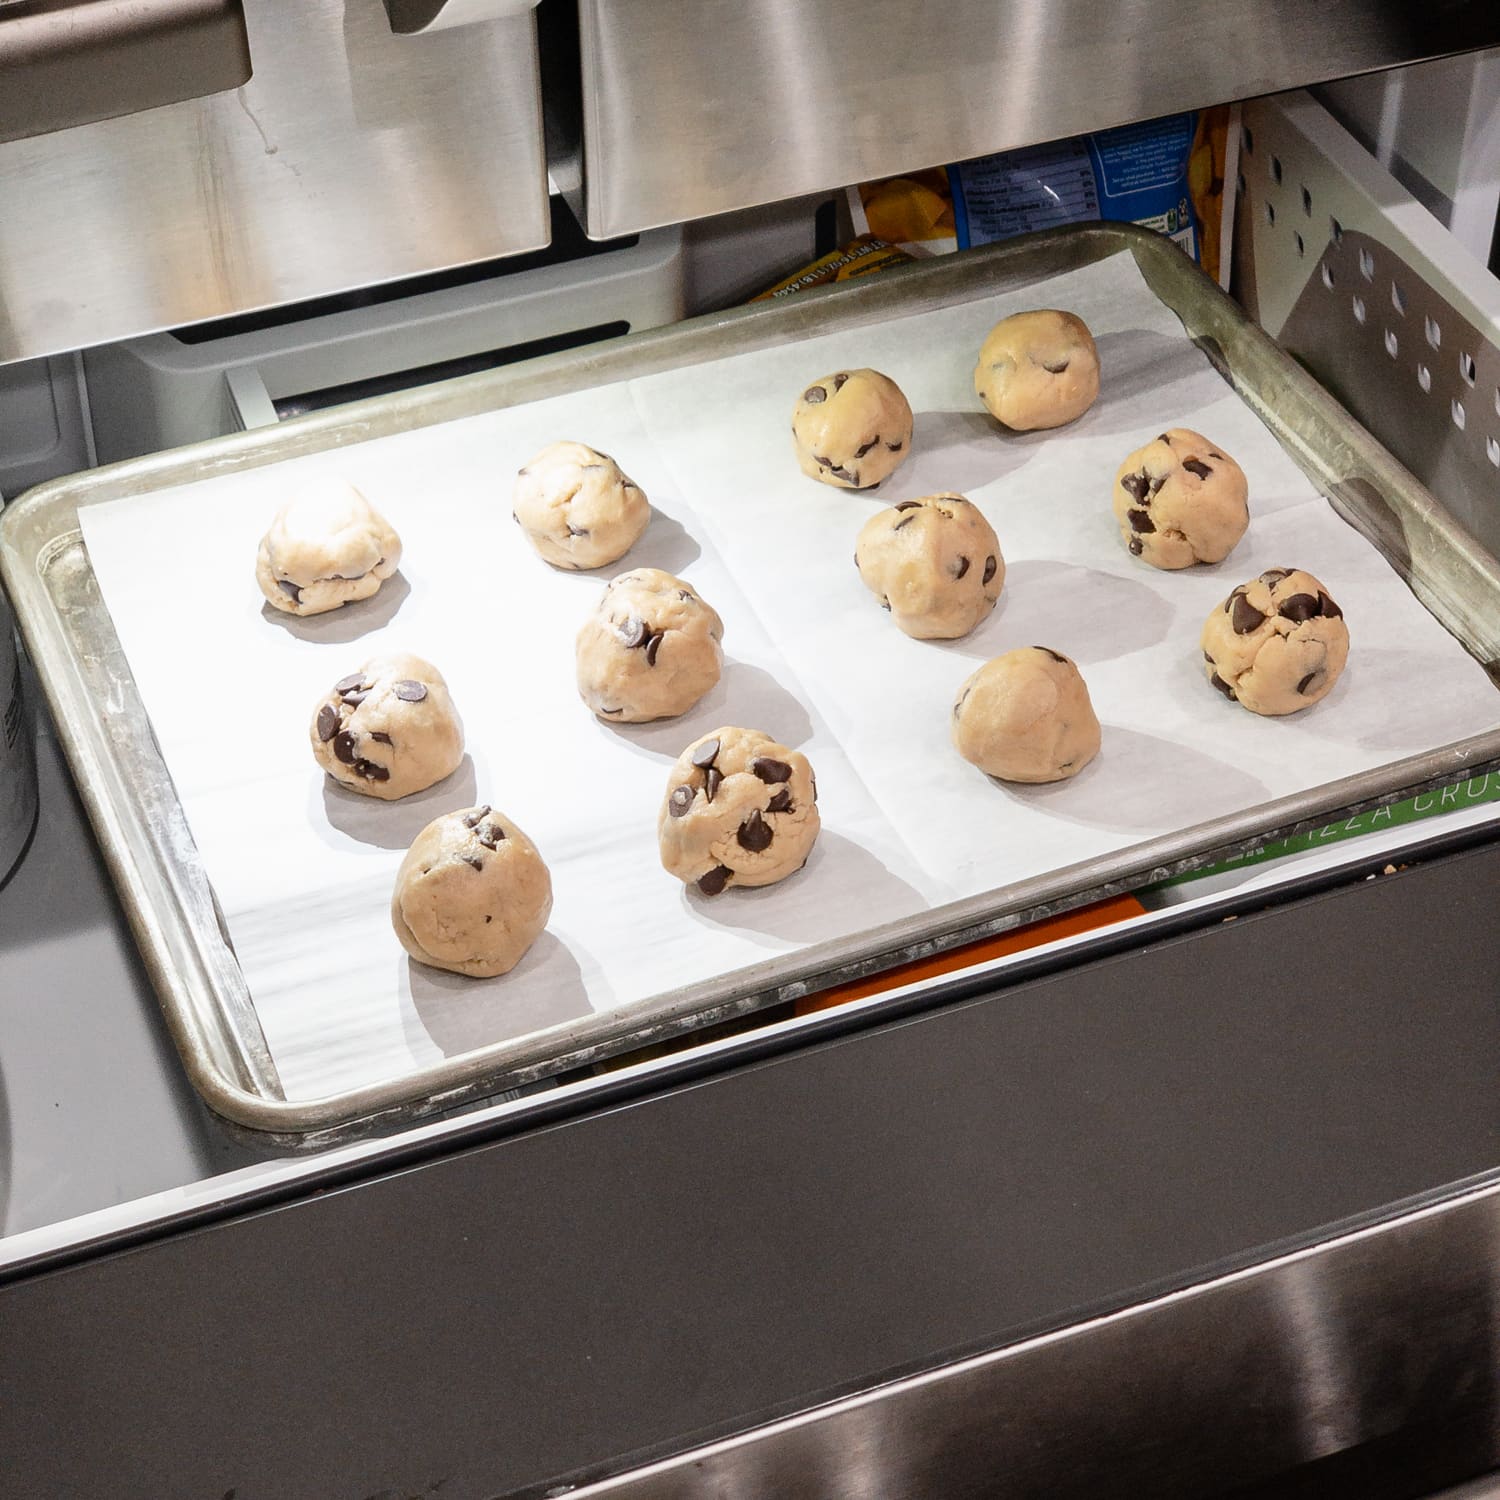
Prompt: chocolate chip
<box><xmin>669</xmin><ymin>786</ymin><xmax>694</xmax><ymax>818</ymax></box>
<box><xmin>751</xmin><ymin>757</ymin><xmax>792</xmax><ymax>784</ymax></box>
<box><xmin>810</xmin><ymin>771</ymin><xmax>818</xmax><ymax>803</ymax></box>
<box><xmin>1120</xmin><ymin>471</ymin><xmax>1150</xmax><ymax>503</ymax></box>
<box><xmin>814</xmin><ymin>454</ymin><xmax>834</xmax><ymax>469</ymax></box>
<box><xmin>1318</xmin><ymin>591</ymin><xmax>1343</xmax><ymax>619</ymax></box>
<box><xmin>893</xmin><ymin>515</ymin><xmax>914</xmax><ymax>532</ymax></box>
<box><xmin>1035</xmin><ymin>646</ymin><xmax>1068</xmax><ymax>663</ymax></box>
<box><xmin>369</xmin><ymin>731</ymin><xmax>393</xmax><ymax>746</ymax></box>
<box><xmin>679</xmin><ymin>590</ymin><xmax>694</xmax><ymax>602</ymax></box>
<box><xmin>618</xmin><ymin>616</ymin><xmax>647</xmax><ymax>649</ymax></box>
<box><xmin>1297</xmin><ymin>671</ymin><xmax>1320</xmax><ymax>694</ymax></box>
<box><xmin>1203</xmin><ymin>650</ymin><xmax>1214</xmax><ymax>663</ymax></box>
<box><xmin>316</xmin><ymin>705</ymin><xmax>339</xmax><ymax>742</ymax></box>
<box><xmin>880</xmin><ymin>598</ymin><xmax>891</xmax><ymax>611</ymax></box>
<box><xmin>393</xmin><ymin>680</ymin><xmax>428</xmax><ymax>702</ymax></box>
<box><xmin>1042</xmin><ymin>358</ymin><xmax>1071</xmax><ymax>374</ymax></box>
<box><xmin>1210</xmin><ymin>452</ymin><xmax>1225</xmax><ymax>460</ymax></box>
<box><xmin>517</xmin><ymin>465</ymin><xmax>530</xmax><ymax>476</ymax></box>
<box><xmin>1232</xmin><ymin>594</ymin><xmax>1266</xmax><ymax>634</ymax></box>
<box><xmin>599</xmin><ymin>706</ymin><xmax>624</xmax><ymax>715</ymax></box>
<box><xmin>855</xmin><ymin>438</ymin><xmax>879</xmax><ymax>458</ymax></box>
<box><xmin>1182</xmin><ymin>458</ymin><xmax>1213</xmax><ymax>480</ymax></box>
<box><xmin>982</xmin><ymin>555</ymin><xmax>997</xmax><ymax>584</ymax></box>
<box><xmin>705</xmin><ymin>766</ymin><xmax>723</xmax><ymax>802</ymax></box>
<box><xmin>645</xmin><ymin>632</ymin><xmax>665</xmax><ymax>666</ymax></box>
<box><xmin>277</xmin><ymin>579</ymin><xmax>303</xmax><ymax>603</ymax></box>
<box><xmin>886</xmin><ymin>440</ymin><xmax>904</xmax><ymax>452</ymax></box>
<box><xmin>1148</xmin><ymin>473</ymin><xmax>1167</xmax><ymax>495</ymax></box>
<box><xmin>828</xmin><ymin>464</ymin><xmax>857</xmax><ymax>483</ymax></box>
<box><xmin>1259</xmin><ymin>568</ymin><xmax>1292</xmax><ymax>584</ymax></box>
<box><xmin>1278</xmin><ymin>593</ymin><xmax>1320</xmax><ymax>623</ymax></box>
<box><xmin>354</xmin><ymin>758</ymin><xmax>389</xmax><ymax>782</ymax></box>
<box><xmin>1224</xmin><ymin>588</ymin><xmax>1240</xmax><ymax>614</ymax></box>
<box><xmin>476</xmin><ymin>822</ymin><xmax>506</xmax><ymax>849</ymax></box>
<box><xmin>567</xmin><ymin>524</ymin><xmax>590</xmax><ymax>537</ymax></box>
<box><xmin>952</xmin><ymin>555</ymin><xmax>970</xmax><ymax>580</ymax></box>
<box><xmin>1128</xmin><ymin>508</ymin><xmax>1155</xmax><ymax>533</ymax></box>
<box><xmin>893</xmin><ymin>500</ymin><xmax>922</xmax><ymax>511</ymax></box>
<box><xmin>803</xmin><ymin>385</ymin><xmax>827</xmax><ymax>403</ymax></box>
<box><xmin>341</xmin><ymin>689</ymin><xmax>368</xmax><ymax>708</ymax></box>
<box><xmin>697</xmin><ymin>865</ymin><xmax>732</xmax><ymax>897</ymax></box>
<box><xmin>1128</xmin><ymin>536</ymin><xmax>1143</xmax><ymax>556</ymax></box>
<box><xmin>333</xmin><ymin>730</ymin><xmax>358</xmax><ymax>765</ymax></box>
<box><xmin>1157</xmin><ymin>433</ymin><xmax>1171</xmax><ymax>444</ymax></box>
<box><xmin>737</xmin><ymin>810</ymin><xmax>773</xmax><ymax>852</ymax></box>
<box><xmin>832</xmin><ymin>372</ymin><xmax>849</xmax><ymax>391</ymax></box>
<box><xmin>334</xmin><ymin>672</ymin><xmax>365</xmax><ymax>694</ymax></box>
<box><xmin>462</xmin><ymin>806</ymin><xmax>492</xmax><ymax>828</ymax></box>
<box><xmin>461</xmin><ymin>853</ymin><xmax>484</xmax><ymax>872</ymax></box>
<box><xmin>766</xmin><ymin>788</ymin><xmax>792</xmax><ymax>814</ymax></box>
<box><xmin>1210</xmin><ymin>671</ymin><xmax>1237</xmax><ymax>700</ymax></box>
<box><xmin>691</xmin><ymin>737</ymin><xmax>720</xmax><ymax>769</ymax></box>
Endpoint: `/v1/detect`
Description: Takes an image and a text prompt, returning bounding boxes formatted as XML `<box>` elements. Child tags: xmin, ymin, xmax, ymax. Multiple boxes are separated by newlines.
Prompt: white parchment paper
<box><xmin>78</xmin><ymin>251</ymin><xmax>1499</xmax><ymax>1101</ymax></box>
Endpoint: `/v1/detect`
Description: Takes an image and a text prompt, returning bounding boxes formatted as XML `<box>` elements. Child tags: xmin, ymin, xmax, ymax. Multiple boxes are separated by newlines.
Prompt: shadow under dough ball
<box><xmin>1113</xmin><ymin>427</ymin><xmax>1249</xmax><ymax>569</ymax></box>
<box><xmin>1201</xmin><ymin>568</ymin><xmax>1349</xmax><ymax>715</ymax></box>
<box><xmin>973</xmin><ymin>309</ymin><xmax>1100</xmax><ymax>431</ymax></box>
<box><xmin>513</xmin><ymin>440</ymin><xmax>651</xmax><ymax>570</ymax></box>
<box><xmin>256</xmin><ymin>480</ymin><xmax>401</xmax><ymax>616</ymax></box>
<box><xmin>792</xmin><ymin>368</ymin><xmax>913</xmax><ymax>489</ymax></box>
<box><xmin>311</xmin><ymin>652</ymin><xmax>464</xmax><ymax>799</ymax></box>
<box><xmin>951</xmin><ymin>646</ymin><xmax>1101</xmax><ymax>783</ymax></box>
<box><xmin>854</xmin><ymin>493</ymin><xmax>1004</xmax><ymax>639</ymax></box>
<box><xmin>391</xmin><ymin>805</ymin><xmax>553</xmax><ymax>978</ymax></box>
<box><xmin>658</xmin><ymin>727</ymin><xmax>820</xmax><ymax>895</ymax></box>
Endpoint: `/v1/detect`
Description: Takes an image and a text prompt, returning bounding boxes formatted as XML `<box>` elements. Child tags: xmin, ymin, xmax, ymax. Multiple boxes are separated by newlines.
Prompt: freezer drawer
<box><xmin>575</xmin><ymin>0</ymin><xmax>1500</xmax><ymax>239</ymax></box>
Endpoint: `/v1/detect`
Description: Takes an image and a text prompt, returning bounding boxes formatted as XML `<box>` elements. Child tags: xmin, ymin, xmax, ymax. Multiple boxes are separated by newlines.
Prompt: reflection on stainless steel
<box><xmin>0</xmin><ymin>0</ymin><xmax>548</xmax><ymax>364</ymax></box>
<box><xmin>577</xmin><ymin>0</ymin><xmax>1500</xmax><ymax>238</ymax></box>
<box><xmin>0</xmin><ymin>0</ymin><xmax>249</xmax><ymax>144</ymax></box>
<box><xmin>566</xmin><ymin>1182</ymin><xmax>1500</xmax><ymax>1497</ymax></box>
<box><xmin>382</xmin><ymin>0</ymin><xmax>538</xmax><ymax>32</ymax></box>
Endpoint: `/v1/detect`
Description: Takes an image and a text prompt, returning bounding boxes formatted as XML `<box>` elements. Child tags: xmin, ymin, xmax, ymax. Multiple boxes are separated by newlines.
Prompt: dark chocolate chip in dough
<box><xmin>1210</xmin><ymin>671</ymin><xmax>1237</xmax><ymax>700</ymax></box>
<box><xmin>333</xmin><ymin>730</ymin><xmax>358</xmax><ymax>765</ymax></box>
<box><xmin>1297</xmin><ymin>671</ymin><xmax>1321</xmax><ymax>694</ymax></box>
<box><xmin>618</xmin><ymin>616</ymin><xmax>648</xmax><ymax>649</ymax></box>
<box><xmin>829</xmin><ymin>465</ymin><xmax>857</xmax><ymax>484</ymax></box>
<box><xmin>1318</xmin><ymin>591</ymin><xmax>1343</xmax><ymax>619</ymax></box>
<box><xmin>803</xmin><ymin>385</ymin><xmax>827</xmax><ymax>404</ymax></box>
<box><xmin>832</xmin><ymin>372</ymin><xmax>849</xmax><ymax>391</ymax></box>
<box><xmin>1129</xmin><ymin>536</ymin><xmax>1143</xmax><ymax>556</ymax></box>
<box><xmin>751</xmin><ymin>756</ymin><xmax>792</xmax><ymax>784</ymax></box>
<box><xmin>766</xmin><ymin>788</ymin><xmax>792</xmax><ymax>814</ymax></box>
<box><xmin>1158</xmin><ymin>433</ymin><xmax>1171</xmax><ymax>444</ymax></box>
<box><xmin>737</xmin><ymin>810</ymin><xmax>774</xmax><ymax>852</ymax></box>
<box><xmin>1128</xmin><ymin>508</ymin><xmax>1155</xmax><ymax>533</ymax></box>
<box><xmin>354</xmin><ymin>758</ymin><xmax>389</xmax><ymax>783</ymax></box>
<box><xmin>277</xmin><ymin>579</ymin><xmax>303</xmax><ymax>603</ymax></box>
<box><xmin>1182</xmin><ymin>458</ymin><xmax>1214</xmax><ymax>480</ymax></box>
<box><xmin>893</xmin><ymin>500</ymin><xmax>922</xmax><ymax>511</ymax></box>
<box><xmin>855</xmin><ymin>438</ymin><xmax>879</xmax><ymax>458</ymax></box>
<box><xmin>1278</xmin><ymin>593</ymin><xmax>1321</xmax><ymax>623</ymax></box>
<box><xmin>393</xmin><ymin>680</ymin><xmax>428</xmax><ymax>702</ymax></box>
<box><xmin>1232</xmin><ymin>594</ymin><xmax>1267</xmax><ymax>634</ymax></box>
<box><xmin>810</xmin><ymin>770</ymin><xmax>818</xmax><ymax>803</ymax></box>
<box><xmin>697</xmin><ymin>865</ymin><xmax>732</xmax><ymax>897</ymax></box>
<box><xmin>691</xmin><ymin>737</ymin><xmax>720</xmax><ymax>769</ymax></box>
<box><xmin>814</xmin><ymin>454</ymin><xmax>834</xmax><ymax>469</ymax></box>
<box><xmin>461</xmin><ymin>853</ymin><xmax>484</xmax><ymax>872</ymax></box>
<box><xmin>341</xmin><ymin>689</ymin><xmax>368</xmax><ymax>707</ymax></box>
<box><xmin>1035</xmin><ymin>646</ymin><xmax>1068</xmax><ymax>663</ymax></box>
<box><xmin>887</xmin><ymin>440</ymin><xmax>904</xmax><ymax>452</ymax></box>
<box><xmin>982</xmin><ymin>555</ymin><xmax>997</xmax><ymax>584</ymax></box>
<box><xmin>462</xmin><ymin>806</ymin><xmax>492</xmax><ymax>828</ymax></box>
<box><xmin>952</xmin><ymin>555</ymin><xmax>970</xmax><ymax>580</ymax></box>
<box><xmin>335</xmin><ymin>672</ymin><xmax>365</xmax><ymax>695</ymax></box>
<box><xmin>880</xmin><ymin>598</ymin><xmax>891</xmax><ymax>611</ymax></box>
<box><xmin>704</xmin><ymin>767</ymin><xmax>724</xmax><ymax>802</ymax></box>
<box><xmin>1260</xmin><ymin>568</ymin><xmax>1292</xmax><ymax>584</ymax></box>
<box><xmin>679</xmin><ymin>589</ymin><xmax>694</xmax><ymax>602</ymax></box>
<box><xmin>645</xmin><ymin>632</ymin><xmax>665</xmax><ymax>666</ymax></box>
<box><xmin>600</xmin><ymin>706</ymin><xmax>625</xmax><ymax>715</ymax></box>
<box><xmin>1148</xmin><ymin>473</ymin><xmax>1167</xmax><ymax>496</ymax></box>
<box><xmin>893</xmin><ymin>515</ymin><xmax>914</xmax><ymax>532</ymax></box>
<box><xmin>316</xmin><ymin>705</ymin><xmax>339</xmax><ymax>742</ymax></box>
<box><xmin>1203</xmin><ymin>649</ymin><xmax>1215</xmax><ymax>663</ymax></box>
<box><xmin>369</xmin><ymin>731</ymin><xmax>393</xmax><ymax>746</ymax></box>
<box><xmin>476</xmin><ymin>822</ymin><xmax>506</xmax><ymax>849</ymax></box>
<box><xmin>669</xmin><ymin>785</ymin><xmax>694</xmax><ymax>818</ymax></box>
<box><xmin>567</xmin><ymin>524</ymin><xmax>590</xmax><ymax>538</ymax></box>
<box><xmin>1042</xmin><ymin>358</ymin><xmax>1071</xmax><ymax>374</ymax></box>
<box><xmin>1120</xmin><ymin>471</ymin><xmax>1150</xmax><ymax>503</ymax></box>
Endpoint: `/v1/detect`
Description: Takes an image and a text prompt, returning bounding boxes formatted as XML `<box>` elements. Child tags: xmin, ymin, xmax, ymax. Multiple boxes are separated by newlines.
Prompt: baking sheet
<box><xmin>77</xmin><ymin>250</ymin><xmax>1500</xmax><ymax>1102</ymax></box>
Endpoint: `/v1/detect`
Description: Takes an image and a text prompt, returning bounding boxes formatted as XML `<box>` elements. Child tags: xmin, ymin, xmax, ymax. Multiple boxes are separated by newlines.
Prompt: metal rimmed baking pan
<box><xmin>4</xmin><ymin>224</ymin><xmax>1498</xmax><ymax>1145</ymax></box>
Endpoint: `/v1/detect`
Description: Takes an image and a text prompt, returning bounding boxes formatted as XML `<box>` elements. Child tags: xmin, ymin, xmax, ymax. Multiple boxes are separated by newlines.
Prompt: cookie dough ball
<box><xmin>255</xmin><ymin>482</ymin><xmax>401</xmax><ymax>616</ymax></box>
<box><xmin>391</xmin><ymin>805</ymin><xmax>552</xmax><ymax>978</ymax></box>
<box><xmin>951</xmin><ymin>647</ymin><xmax>1101</xmax><ymax>783</ymax></box>
<box><xmin>576</xmin><ymin>569</ymin><xmax>724</xmax><ymax>723</ymax></box>
<box><xmin>855</xmin><ymin>494</ymin><xmax>1004</xmax><ymax>639</ymax></box>
<box><xmin>311</xmin><ymin>652</ymin><xmax>463</xmax><ymax>800</ymax></box>
<box><xmin>512</xmin><ymin>441</ymin><xmax>650</xmax><ymax>570</ymax></box>
<box><xmin>974</xmin><ymin>310</ymin><xmax>1100</xmax><ymax>432</ymax></box>
<box><xmin>1113</xmin><ymin>428</ymin><xmax>1249</xmax><ymax>569</ymax></box>
<box><xmin>1201</xmin><ymin>568</ymin><xmax>1349</xmax><ymax>716</ymax></box>
<box><xmin>659</xmin><ymin>728</ymin><xmax>819</xmax><ymax>896</ymax></box>
<box><xmin>792</xmin><ymin>368</ymin><xmax>913</xmax><ymax>490</ymax></box>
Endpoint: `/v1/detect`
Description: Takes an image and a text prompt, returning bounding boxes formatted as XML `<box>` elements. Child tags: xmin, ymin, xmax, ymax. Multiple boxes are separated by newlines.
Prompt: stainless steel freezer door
<box><xmin>0</xmin><ymin>0</ymin><xmax>549</xmax><ymax>364</ymax></box>
<box><xmin>575</xmin><ymin>0</ymin><xmax>1500</xmax><ymax>238</ymax></box>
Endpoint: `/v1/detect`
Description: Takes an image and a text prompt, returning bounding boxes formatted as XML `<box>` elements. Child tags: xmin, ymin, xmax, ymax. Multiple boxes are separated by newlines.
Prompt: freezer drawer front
<box><xmin>0</xmin><ymin>0</ymin><xmax>548</xmax><ymax>364</ymax></box>
<box><xmin>577</xmin><ymin>0</ymin><xmax>1500</xmax><ymax>238</ymax></box>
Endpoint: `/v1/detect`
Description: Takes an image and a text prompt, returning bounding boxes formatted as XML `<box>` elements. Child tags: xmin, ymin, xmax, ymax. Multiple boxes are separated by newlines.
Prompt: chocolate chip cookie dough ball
<box><xmin>255</xmin><ymin>481</ymin><xmax>401</xmax><ymax>616</ymax></box>
<box><xmin>951</xmin><ymin>647</ymin><xmax>1101</xmax><ymax>783</ymax></box>
<box><xmin>973</xmin><ymin>310</ymin><xmax>1100</xmax><ymax>432</ymax></box>
<box><xmin>391</xmin><ymin>805</ymin><xmax>552</xmax><ymax>978</ymax></box>
<box><xmin>659</xmin><ymin>729</ymin><xmax>819</xmax><ymax>897</ymax></box>
<box><xmin>512</xmin><ymin>441</ymin><xmax>650</xmax><ymax>570</ymax></box>
<box><xmin>855</xmin><ymin>493</ymin><xmax>1004</xmax><ymax>639</ymax></box>
<box><xmin>576</xmin><ymin>569</ymin><xmax>724</xmax><ymax>723</ymax></box>
<box><xmin>311</xmin><ymin>653</ymin><xmax>463</xmax><ymax>800</ymax></box>
<box><xmin>1201</xmin><ymin>568</ymin><xmax>1349</xmax><ymax>716</ymax></box>
<box><xmin>1112</xmin><ymin>428</ymin><xmax>1249</xmax><ymax>569</ymax></box>
<box><xmin>792</xmin><ymin>368</ymin><xmax>913</xmax><ymax>490</ymax></box>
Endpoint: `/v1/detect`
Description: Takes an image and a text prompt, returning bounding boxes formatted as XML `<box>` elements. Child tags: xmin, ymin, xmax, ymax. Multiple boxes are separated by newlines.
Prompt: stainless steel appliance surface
<box><xmin>576</xmin><ymin>0</ymin><xmax>1500</xmax><ymax>238</ymax></box>
<box><xmin>0</xmin><ymin>0</ymin><xmax>549</xmax><ymax>364</ymax></box>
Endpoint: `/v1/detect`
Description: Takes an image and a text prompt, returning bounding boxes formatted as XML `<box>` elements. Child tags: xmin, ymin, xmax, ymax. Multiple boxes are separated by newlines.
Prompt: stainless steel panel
<box><xmin>0</xmin><ymin>0</ymin><xmax>250</xmax><ymax>144</ymax></box>
<box><xmin>0</xmin><ymin>0</ymin><xmax>548</xmax><ymax>365</ymax></box>
<box><xmin>577</xmin><ymin>0</ymin><xmax>1500</xmax><ymax>239</ymax></box>
<box><xmin>3</xmin><ymin>224</ymin><xmax>1498</xmax><ymax>1144</ymax></box>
